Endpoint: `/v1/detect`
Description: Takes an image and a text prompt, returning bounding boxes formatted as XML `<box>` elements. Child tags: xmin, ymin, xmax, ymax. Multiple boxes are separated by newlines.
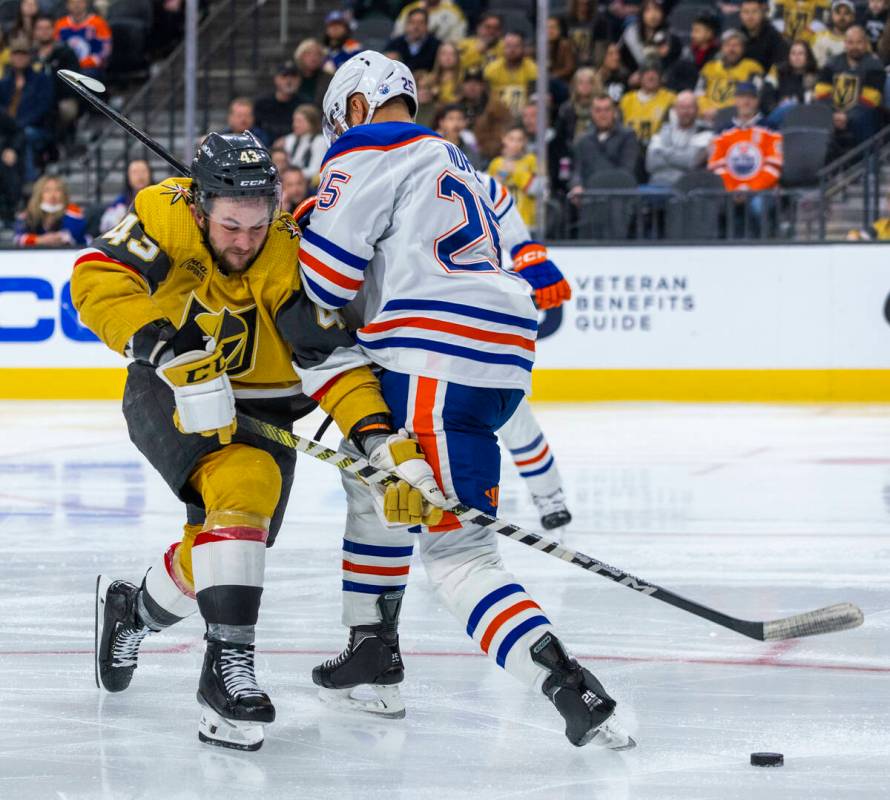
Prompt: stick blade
<box><xmin>58</xmin><ymin>69</ymin><xmax>107</xmax><ymax>94</ymax></box>
<box><xmin>763</xmin><ymin>602</ymin><xmax>864</xmax><ymax>641</ymax></box>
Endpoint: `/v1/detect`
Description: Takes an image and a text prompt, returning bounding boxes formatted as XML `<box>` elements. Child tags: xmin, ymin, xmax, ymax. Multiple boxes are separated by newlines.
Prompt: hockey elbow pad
<box><xmin>511</xmin><ymin>241</ymin><xmax>572</xmax><ymax>311</ymax></box>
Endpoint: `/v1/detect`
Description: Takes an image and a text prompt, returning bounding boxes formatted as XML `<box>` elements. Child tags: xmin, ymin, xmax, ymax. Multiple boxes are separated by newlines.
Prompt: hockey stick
<box><xmin>237</xmin><ymin>413</ymin><xmax>864</xmax><ymax>642</ymax></box>
<box><xmin>57</xmin><ymin>70</ymin><xmax>192</xmax><ymax>176</ymax></box>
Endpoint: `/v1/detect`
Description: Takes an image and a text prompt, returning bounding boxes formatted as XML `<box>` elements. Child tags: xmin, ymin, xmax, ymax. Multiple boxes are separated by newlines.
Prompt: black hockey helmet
<box><xmin>190</xmin><ymin>131</ymin><xmax>281</xmax><ymax>219</ymax></box>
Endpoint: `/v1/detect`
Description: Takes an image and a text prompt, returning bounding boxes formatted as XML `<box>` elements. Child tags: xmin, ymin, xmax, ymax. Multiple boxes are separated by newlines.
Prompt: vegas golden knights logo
<box><xmin>181</xmin><ymin>294</ymin><xmax>259</xmax><ymax>378</ymax></box>
<box><xmin>833</xmin><ymin>75</ymin><xmax>858</xmax><ymax>111</ymax></box>
<box><xmin>709</xmin><ymin>78</ymin><xmax>735</xmax><ymax>106</ymax></box>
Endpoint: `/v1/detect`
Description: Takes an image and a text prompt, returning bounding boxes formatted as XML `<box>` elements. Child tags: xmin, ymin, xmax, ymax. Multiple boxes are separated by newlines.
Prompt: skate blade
<box><xmin>94</xmin><ymin>574</ymin><xmax>111</xmax><ymax>690</ymax></box>
<box><xmin>583</xmin><ymin>716</ymin><xmax>636</xmax><ymax>751</ymax></box>
<box><xmin>198</xmin><ymin>707</ymin><xmax>265</xmax><ymax>752</ymax></box>
<box><xmin>318</xmin><ymin>685</ymin><xmax>406</xmax><ymax>719</ymax></box>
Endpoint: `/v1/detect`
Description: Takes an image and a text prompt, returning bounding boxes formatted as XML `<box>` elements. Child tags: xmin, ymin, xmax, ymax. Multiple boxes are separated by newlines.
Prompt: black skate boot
<box><xmin>312</xmin><ymin>590</ymin><xmax>405</xmax><ymax>718</ymax></box>
<box><xmin>197</xmin><ymin>637</ymin><xmax>276</xmax><ymax>751</ymax></box>
<box><xmin>95</xmin><ymin>575</ymin><xmax>152</xmax><ymax>692</ymax></box>
<box><xmin>532</xmin><ymin>489</ymin><xmax>572</xmax><ymax>531</ymax></box>
<box><xmin>531</xmin><ymin>632</ymin><xmax>636</xmax><ymax>750</ymax></box>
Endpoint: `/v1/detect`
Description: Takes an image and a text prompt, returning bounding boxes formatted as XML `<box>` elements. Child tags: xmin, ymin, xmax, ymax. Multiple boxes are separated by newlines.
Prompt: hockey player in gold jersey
<box><xmin>74</xmin><ymin>132</ymin><xmax>444</xmax><ymax>751</ymax></box>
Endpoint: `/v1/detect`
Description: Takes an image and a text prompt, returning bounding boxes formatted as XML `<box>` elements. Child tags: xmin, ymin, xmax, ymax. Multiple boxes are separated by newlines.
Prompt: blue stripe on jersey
<box><xmin>381</xmin><ymin>298</ymin><xmax>538</xmax><ymax>332</ymax></box>
<box><xmin>342</xmin><ymin>539</ymin><xmax>415</xmax><ymax>558</ymax></box>
<box><xmin>302</xmin><ymin>227</ymin><xmax>368</xmax><ymax>270</ymax></box>
<box><xmin>486</xmin><ymin>177</ymin><xmax>498</xmax><ymax>202</ymax></box>
<box><xmin>519</xmin><ymin>456</ymin><xmax>555</xmax><ymax>479</ymax></box>
<box><xmin>303</xmin><ymin>273</ymin><xmax>349</xmax><ymax>308</ymax></box>
<box><xmin>495</xmin><ymin>616</ymin><xmax>550</xmax><ymax>668</ymax></box>
<box><xmin>322</xmin><ymin>121</ymin><xmax>441</xmax><ymax>167</ymax></box>
<box><xmin>496</xmin><ymin>195</ymin><xmax>515</xmax><ymax>221</ymax></box>
<box><xmin>508</xmin><ymin>433</ymin><xmax>544</xmax><ymax>456</ymax></box>
<box><xmin>466</xmin><ymin>583</ymin><xmax>523</xmax><ymax>636</ymax></box>
<box><xmin>343</xmin><ymin>580</ymin><xmax>408</xmax><ymax>594</ymax></box>
<box><xmin>358</xmin><ymin>335</ymin><xmax>534</xmax><ymax>372</ymax></box>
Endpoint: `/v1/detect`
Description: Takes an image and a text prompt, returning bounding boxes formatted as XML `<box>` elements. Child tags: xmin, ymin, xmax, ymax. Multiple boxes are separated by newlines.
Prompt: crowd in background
<box><xmin>5</xmin><ymin>0</ymin><xmax>890</xmax><ymax>244</ymax></box>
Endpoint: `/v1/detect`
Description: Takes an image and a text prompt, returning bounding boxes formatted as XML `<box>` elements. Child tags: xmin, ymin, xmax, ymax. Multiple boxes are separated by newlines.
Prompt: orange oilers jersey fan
<box><xmin>708</xmin><ymin>126</ymin><xmax>784</xmax><ymax>192</ymax></box>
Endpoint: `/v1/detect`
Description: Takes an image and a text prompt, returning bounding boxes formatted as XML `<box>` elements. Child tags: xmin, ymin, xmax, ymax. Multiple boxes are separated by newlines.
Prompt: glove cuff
<box><xmin>349</xmin><ymin>413</ymin><xmax>394</xmax><ymax>455</ymax></box>
<box><xmin>126</xmin><ymin>318</ymin><xmax>176</xmax><ymax>365</ymax></box>
<box><xmin>511</xmin><ymin>240</ymin><xmax>548</xmax><ymax>270</ymax></box>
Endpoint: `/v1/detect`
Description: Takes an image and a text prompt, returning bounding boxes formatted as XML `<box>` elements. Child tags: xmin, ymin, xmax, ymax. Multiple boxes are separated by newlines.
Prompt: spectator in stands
<box><xmin>458</xmin><ymin>67</ymin><xmax>512</xmax><ymax>161</ymax></box>
<box><xmin>664</xmin><ymin>12</ymin><xmax>720</xmax><ymax>92</ymax></box>
<box><xmin>644</xmin><ymin>90</ymin><xmax>713</xmax><ymax>186</ymax></box>
<box><xmin>0</xmin><ymin>111</ymin><xmax>22</xmax><ymax>224</ymax></box>
<box><xmin>815</xmin><ymin>25</ymin><xmax>883</xmax><ymax>146</ymax></box>
<box><xmin>595</xmin><ymin>42</ymin><xmax>630</xmax><ymax>102</ymax></box>
<box><xmin>484</xmin><ymin>31</ymin><xmax>537</xmax><ymax>117</ymax></box>
<box><xmin>11</xmin><ymin>0</ymin><xmax>39</xmax><ymax>40</ymax></box>
<box><xmin>812</xmin><ymin>0</ymin><xmax>856</xmax><ymax>66</ymax></box>
<box><xmin>293</xmin><ymin>39</ymin><xmax>332</xmax><ymax>108</ymax></box>
<box><xmin>569</xmin><ymin>93</ymin><xmax>640</xmax><ymax>199</ymax></box>
<box><xmin>53</xmin><ymin>0</ymin><xmax>112</xmax><ymax>80</ymax></box>
<box><xmin>280</xmin><ymin>167</ymin><xmax>309</xmax><ymax>215</ymax></box>
<box><xmin>488</xmin><ymin>125</ymin><xmax>538</xmax><ymax>226</ymax></box>
<box><xmin>33</xmin><ymin>14</ymin><xmax>81</xmax><ymax>132</ymax></box>
<box><xmin>323</xmin><ymin>10</ymin><xmax>361</xmax><ymax>71</ymax></box>
<box><xmin>458</xmin><ymin>12</ymin><xmax>503</xmax><ymax>71</ymax></box>
<box><xmin>0</xmin><ymin>36</ymin><xmax>55</xmax><ymax>183</ymax></box>
<box><xmin>740</xmin><ymin>0</ymin><xmax>789</xmax><ymax>71</ymax></box>
<box><xmin>14</xmin><ymin>174</ymin><xmax>87</xmax><ymax>246</ymax></box>
<box><xmin>254</xmin><ymin>62</ymin><xmax>300</xmax><ymax>145</ymax></box>
<box><xmin>555</xmin><ymin>67</ymin><xmax>601</xmax><ymax>149</ymax></box>
<box><xmin>385</xmin><ymin>8</ymin><xmax>440</xmax><ymax>73</ymax></box>
<box><xmin>620</xmin><ymin>0</ymin><xmax>677</xmax><ymax>82</ymax></box>
<box><xmin>717</xmin><ymin>79</ymin><xmax>764</xmax><ymax>131</ymax></box>
<box><xmin>148</xmin><ymin>0</ymin><xmax>185</xmax><ymax>61</ymax></box>
<box><xmin>619</xmin><ymin>60</ymin><xmax>676</xmax><ymax>149</ymax></box>
<box><xmin>564</xmin><ymin>0</ymin><xmax>609</xmax><ymax>68</ymax></box>
<box><xmin>432</xmin><ymin>41</ymin><xmax>464</xmax><ymax>104</ymax></box>
<box><xmin>415</xmin><ymin>72</ymin><xmax>438</xmax><ymax>128</ymax></box>
<box><xmin>696</xmin><ymin>30</ymin><xmax>764</xmax><ymax>122</ymax></box>
<box><xmin>98</xmin><ymin>157</ymin><xmax>152</xmax><ymax>233</ymax></box>
<box><xmin>708</xmin><ymin>84</ymin><xmax>783</xmax><ymax>233</ymax></box>
<box><xmin>393</xmin><ymin>0</ymin><xmax>467</xmax><ymax>44</ymax></box>
<box><xmin>547</xmin><ymin>16</ymin><xmax>577</xmax><ymax>87</ymax></box>
<box><xmin>269</xmin><ymin>146</ymin><xmax>289</xmax><ymax>176</ymax></box>
<box><xmin>605</xmin><ymin>0</ymin><xmax>642</xmax><ymax>41</ymax></box>
<box><xmin>0</xmin><ymin>32</ymin><xmax>8</xmax><ymax>74</ymax></box>
<box><xmin>762</xmin><ymin>40</ymin><xmax>818</xmax><ymax>125</ymax></box>
<box><xmin>862</xmin><ymin>0</ymin><xmax>888</xmax><ymax>48</ymax></box>
<box><xmin>436</xmin><ymin>103</ymin><xmax>481</xmax><ymax>166</ymax></box>
<box><xmin>771</xmin><ymin>0</ymin><xmax>829</xmax><ymax>44</ymax></box>
<box><xmin>279</xmin><ymin>103</ymin><xmax>326</xmax><ymax>182</ymax></box>
<box><xmin>222</xmin><ymin>97</ymin><xmax>268</xmax><ymax>145</ymax></box>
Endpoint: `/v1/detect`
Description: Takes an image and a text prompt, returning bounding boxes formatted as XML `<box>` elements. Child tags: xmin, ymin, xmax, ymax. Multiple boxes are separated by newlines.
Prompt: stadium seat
<box><xmin>780</xmin><ymin>103</ymin><xmax>833</xmax><ymax>132</ymax></box>
<box><xmin>667</xmin><ymin>169</ymin><xmax>725</xmax><ymax>239</ymax></box>
<box><xmin>780</xmin><ymin>129</ymin><xmax>831</xmax><ymax>187</ymax></box>
<box><xmin>497</xmin><ymin>9</ymin><xmax>534</xmax><ymax>38</ymax></box>
<box><xmin>357</xmin><ymin>14</ymin><xmax>395</xmax><ymax>51</ymax></box>
<box><xmin>667</xmin><ymin>4</ymin><xmax>713</xmax><ymax>39</ymax></box>
<box><xmin>576</xmin><ymin>169</ymin><xmax>637</xmax><ymax>240</ymax></box>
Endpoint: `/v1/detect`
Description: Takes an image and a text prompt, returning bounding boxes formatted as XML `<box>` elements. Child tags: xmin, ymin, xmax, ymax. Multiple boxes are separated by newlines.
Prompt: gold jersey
<box><xmin>696</xmin><ymin>59</ymin><xmax>764</xmax><ymax>113</ymax></box>
<box><xmin>619</xmin><ymin>88</ymin><xmax>676</xmax><ymax>144</ymax></box>
<box><xmin>483</xmin><ymin>57</ymin><xmax>538</xmax><ymax>115</ymax></box>
<box><xmin>772</xmin><ymin>0</ymin><xmax>830</xmax><ymax>43</ymax></box>
<box><xmin>71</xmin><ymin>177</ymin><xmax>387</xmax><ymax>432</ymax></box>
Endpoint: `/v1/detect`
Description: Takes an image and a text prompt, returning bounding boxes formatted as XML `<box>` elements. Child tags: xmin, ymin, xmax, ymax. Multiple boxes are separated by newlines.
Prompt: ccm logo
<box><xmin>239</xmin><ymin>179</ymin><xmax>267</xmax><ymax>186</ymax></box>
<box><xmin>0</xmin><ymin>277</ymin><xmax>98</xmax><ymax>343</ymax></box>
<box><xmin>185</xmin><ymin>353</ymin><xmax>226</xmax><ymax>384</ymax></box>
<box><xmin>514</xmin><ymin>248</ymin><xmax>547</xmax><ymax>268</ymax></box>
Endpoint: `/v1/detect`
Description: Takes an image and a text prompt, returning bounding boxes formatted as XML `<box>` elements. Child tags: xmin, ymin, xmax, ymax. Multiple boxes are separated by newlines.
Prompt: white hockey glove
<box><xmin>367</xmin><ymin>430</ymin><xmax>447</xmax><ymax>527</ymax></box>
<box><xmin>156</xmin><ymin>344</ymin><xmax>237</xmax><ymax>445</ymax></box>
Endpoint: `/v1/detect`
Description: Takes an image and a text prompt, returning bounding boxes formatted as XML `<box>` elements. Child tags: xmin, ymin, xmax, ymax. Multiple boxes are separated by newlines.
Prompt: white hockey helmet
<box><xmin>321</xmin><ymin>50</ymin><xmax>419</xmax><ymax>144</ymax></box>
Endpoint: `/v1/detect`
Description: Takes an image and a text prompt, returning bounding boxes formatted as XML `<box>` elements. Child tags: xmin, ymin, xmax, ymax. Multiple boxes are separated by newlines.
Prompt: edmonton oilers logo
<box><xmin>726</xmin><ymin>141</ymin><xmax>761</xmax><ymax>179</ymax></box>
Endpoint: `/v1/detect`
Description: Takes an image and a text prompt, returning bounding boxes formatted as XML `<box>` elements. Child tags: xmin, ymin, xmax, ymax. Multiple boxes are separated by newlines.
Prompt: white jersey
<box><xmin>299</xmin><ymin>122</ymin><xmax>537</xmax><ymax>394</ymax></box>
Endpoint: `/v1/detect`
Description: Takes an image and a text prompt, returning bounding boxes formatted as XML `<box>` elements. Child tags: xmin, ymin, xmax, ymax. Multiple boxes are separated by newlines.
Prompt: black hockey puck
<box><xmin>750</xmin><ymin>752</ymin><xmax>784</xmax><ymax>767</ymax></box>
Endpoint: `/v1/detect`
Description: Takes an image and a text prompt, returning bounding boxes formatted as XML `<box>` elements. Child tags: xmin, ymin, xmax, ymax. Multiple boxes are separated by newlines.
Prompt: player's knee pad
<box><xmin>142</xmin><ymin>537</ymin><xmax>199</xmax><ymax>626</ymax></box>
<box><xmin>191</xmin><ymin>509</ymin><xmax>269</xmax><ymax>625</ymax></box>
<box><xmin>190</xmin><ymin>444</ymin><xmax>282</xmax><ymax>522</ymax></box>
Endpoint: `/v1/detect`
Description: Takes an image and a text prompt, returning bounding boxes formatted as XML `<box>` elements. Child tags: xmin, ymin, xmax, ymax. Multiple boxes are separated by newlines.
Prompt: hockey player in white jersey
<box><xmin>479</xmin><ymin>173</ymin><xmax>574</xmax><ymax>532</ymax></box>
<box><xmin>299</xmin><ymin>51</ymin><xmax>633</xmax><ymax>750</ymax></box>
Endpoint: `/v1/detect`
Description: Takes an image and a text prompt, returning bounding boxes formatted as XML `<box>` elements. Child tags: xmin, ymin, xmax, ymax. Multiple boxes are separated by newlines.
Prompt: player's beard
<box><xmin>203</xmin><ymin>229</ymin><xmax>267</xmax><ymax>275</ymax></box>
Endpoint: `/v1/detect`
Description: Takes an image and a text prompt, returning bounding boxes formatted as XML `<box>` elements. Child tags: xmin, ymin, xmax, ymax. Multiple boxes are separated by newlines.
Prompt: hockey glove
<box><xmin>156</xmin><ymin>345</ymin><xmax>237</xmax><ymax>445</ymax></box>
<box><xmin>511</xmin><ymin>241</ymin><xmax>572</xmax><ymax>310</ymax></box>
<box><xmin>367</xmin><ymin>430</ymin><xmax>447</xmax><ymax>527</ymax></box>
<box><xmin>126</xmin><ymin>317</ymin><xmax>209</xmax><ymax>366</ymax></box>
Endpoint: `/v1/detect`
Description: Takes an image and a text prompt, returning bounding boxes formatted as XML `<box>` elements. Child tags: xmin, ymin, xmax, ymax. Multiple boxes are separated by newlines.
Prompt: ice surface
<box><xmin>0</xmin><ymin>401</ymin><xmax>887</xmax><ymax>799</ymax></box>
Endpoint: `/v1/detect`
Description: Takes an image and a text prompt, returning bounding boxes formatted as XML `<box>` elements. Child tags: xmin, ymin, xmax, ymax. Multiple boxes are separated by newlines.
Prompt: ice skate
<box><xmin>197</xmin><ymin>638</ymin><xmax>275</xmax><ymax>751</ymax></box>
<box><xmin>313</xmin><ymin>590</ymin><xmax>406</xmax><ymax>719</ymax></box>
<box><xmin>95</xmin><ymin>575</ymin><xmax>152</xmax><ymax>692</ymax></box>
<box><xmin>532</xmin><ymin>488</ymin><xmax>572</xmax><ymax>532</ymax></box>
<box><xmin>531</xmin><ymin>632</ymin><xmax>636</xmax><ymax>750</ymax></box>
